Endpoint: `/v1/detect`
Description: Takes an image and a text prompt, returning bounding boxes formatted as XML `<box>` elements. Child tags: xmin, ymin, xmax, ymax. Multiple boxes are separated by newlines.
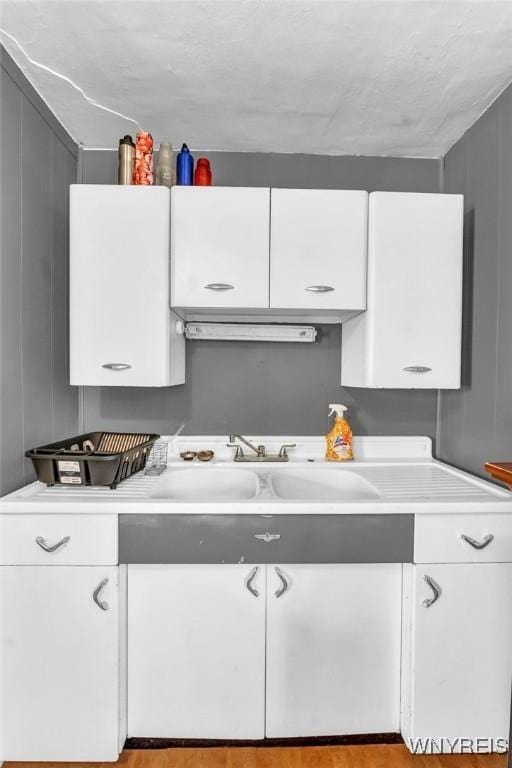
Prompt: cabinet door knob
<box><xmin>254</xmin><ymin>532</ymin><xmax>281</xmax><ymax>543</ymax></box>
<box><xmin>245</xmin><ymin>566</ymin><xmax>260</xmax><ymax>598</ymax></box>
<box><xmin>35</xmin><ymin>535</ymin><xmax>70</xmax><ymax>553</ymax></box>
<box><xmin>422</xmin><ymin>574</ymin><xmax>441</xmax><ymax>608</ymax></box>
<box><xmin>305</xmin><ymin>285</ymin><xmax>335</xmax><ymax>293</ymax></box>
<box><xmin>460</xmin><ymin>533</ymin><xmax>494</xmax><ymax>550</ymax></box>
<box><xmin>102</xmin><ymin>363</ymin><xmax>132</xmax><ymax>371</ymax></box>
<box><xmin>204</xmin><ymin>283</ymin><xmax>235</xmax><ymax>291</ymax></box>
<box><xmin>403</xmin><ymin>366</ymin><xmax>432</xmax><ymax>373</ymax></box>
<box><xmin>92</xmin><ymin>578</ymin><xmax>110</xmax><ymax>611</ymax></box>
<box><xmin>274</xmin><ymin>566</ymin><xmax>289</xmax><ymax>598</ymax></box>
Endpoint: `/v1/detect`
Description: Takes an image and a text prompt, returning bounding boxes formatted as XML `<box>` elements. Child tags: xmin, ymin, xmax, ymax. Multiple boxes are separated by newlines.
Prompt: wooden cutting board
<box><xmin>484</xmin><ymin>461</ymin><xmax>512</xmax><ymax>489</ymax></box>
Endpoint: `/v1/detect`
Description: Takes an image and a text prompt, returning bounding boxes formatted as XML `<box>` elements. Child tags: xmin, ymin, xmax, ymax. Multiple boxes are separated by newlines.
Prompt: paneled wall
<box><xmin>438</xmin><ymin>83</ymin><xmax>512</xmax><ymax>479</ymax></box>
<box><xmin>81</xmin><ymin>149</ymin><xmax>441</xmax><ymax>439</ymax></box>
<box><xmin>0</xmin><ymin>47</ymin><xmax>79</xmax><ymax>494</ymax></box>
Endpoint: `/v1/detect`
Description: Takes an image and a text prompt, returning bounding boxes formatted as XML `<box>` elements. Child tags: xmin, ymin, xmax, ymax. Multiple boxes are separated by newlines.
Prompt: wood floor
<box><xmin>4</xmin><ymin>745</ymin><xmax>509</xmax><ymax>768</ymax></box>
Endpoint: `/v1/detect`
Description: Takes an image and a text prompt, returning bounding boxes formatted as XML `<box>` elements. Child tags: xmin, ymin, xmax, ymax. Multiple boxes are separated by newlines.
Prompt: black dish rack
<box><xmin>26</xmin><ymin>432</ymin><xmax>160</xmax><ymax>489</ymax></box>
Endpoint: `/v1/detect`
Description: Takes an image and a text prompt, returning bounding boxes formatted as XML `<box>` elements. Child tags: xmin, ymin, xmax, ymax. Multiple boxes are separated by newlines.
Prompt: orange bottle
<box><xmin>325</xmin><ymin>404</ymin><xmax>353</xmax><ymax>461</ymax></box>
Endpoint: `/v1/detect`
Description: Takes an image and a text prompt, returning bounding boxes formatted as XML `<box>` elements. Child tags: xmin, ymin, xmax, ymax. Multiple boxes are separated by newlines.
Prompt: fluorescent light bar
<box><xmin>185</xmin><ymin>322</ymin><xmax>317</xmax><ymax>343</ymax></box>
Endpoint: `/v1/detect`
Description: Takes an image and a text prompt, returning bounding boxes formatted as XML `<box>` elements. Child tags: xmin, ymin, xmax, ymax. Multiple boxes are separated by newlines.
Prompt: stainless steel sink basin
<box><xmin>269</xmin><ymin>468</ymin><xmax>381</xmax><ymax>501</ymax></box>
<box><xmin>151</xmin><ymin>469</ymin><xmax>260</xmax><ymax>501</ymax></box>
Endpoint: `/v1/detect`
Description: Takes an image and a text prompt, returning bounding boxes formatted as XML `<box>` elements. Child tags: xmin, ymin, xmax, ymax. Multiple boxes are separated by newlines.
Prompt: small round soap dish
<box><xmin>197</xmin><ymin>450</ymin><xmax>215</xmax><ymax>462</ymax></box>
<box><xmin>180</xmin><ymin>451</ymin><xmax>197</xmax><ymax>461</ymax></box>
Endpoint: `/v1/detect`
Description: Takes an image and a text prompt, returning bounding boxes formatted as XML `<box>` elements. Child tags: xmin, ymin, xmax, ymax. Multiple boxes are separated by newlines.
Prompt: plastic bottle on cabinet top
<box><xmin>176</xmin><ymin>143</ymin><xmax>194</xmax><ymax>185</ymax></box>
<box><xmin>194</xmin><ymin>157</ymin><xmax>212</xmax><ymax>186</ymax></box>
<box><xmin>117</xmin><ymin>135</ymin><xmax>135</xmax><ymax>185</ymax></box>
<box><xmin>155</xmin><ymin>142</ymin><xmax>175</xmax><ymax>187</ymax></box>
<box><xmin>133</xmin><ymin>131</ymin><xmax>154</xmax><ymax>185</ymax></box>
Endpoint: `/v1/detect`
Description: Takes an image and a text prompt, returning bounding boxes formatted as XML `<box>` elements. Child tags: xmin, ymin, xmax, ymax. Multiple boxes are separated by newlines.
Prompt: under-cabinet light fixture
<box><xmin>184</xmin><ymin>322</ymin><xmax>317</xmax><ymax>343</ymax></box>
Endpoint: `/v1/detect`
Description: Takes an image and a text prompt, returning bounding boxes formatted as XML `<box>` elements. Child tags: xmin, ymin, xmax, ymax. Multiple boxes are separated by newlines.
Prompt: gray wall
<box><xmin>0</xmin><ymin>47</ymin><xmax>79</xmax><ymax>494</ymax></box>
<box><xmin>82</xmin><ymin>149</ymin><xmax>440</xmax><ymax>439</ymax></box>
<box><xmin>438</xmin><ymin>82</ymin><xmax>512</xmax><ymax>479</ymax></box>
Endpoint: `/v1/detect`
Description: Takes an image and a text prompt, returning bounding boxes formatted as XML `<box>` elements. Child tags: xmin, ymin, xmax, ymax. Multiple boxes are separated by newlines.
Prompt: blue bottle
<box><xmin>176</xmin><ymin>143</ymin><xmax>194</xmax><ymax>185</ymax></box>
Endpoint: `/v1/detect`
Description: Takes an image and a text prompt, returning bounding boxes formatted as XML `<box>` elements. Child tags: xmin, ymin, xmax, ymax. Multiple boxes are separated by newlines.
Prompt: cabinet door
<box><xmin>70</xmin><ymin>185</ymin><xmax>184</xmax><ymax>387</ymax></box>
<box><xmin>265</xmin><ymin>564</ymin><xmax>402</xmax><ymax>737</ymax></box>
<box><xmin>171</xmin><ymin>187</ymin><xmax>270</xmax><ymax>308</ymax></box>
<box><xmin>368</xmin><ymin>192</ymin><xmax>462</xmax><ymax>388</ymax></box>
<box><xmin>341</xmin><ymin>192</ymin><xmax>463</xmax><ymax>388</ymax></box>
<box><xmin>403</xmin><ymin>564</ymin><xmax>512</xmax><ymax>752</ymax></box>
<box><xmin>128</xmin><ymin>564</ymin><xmax>266</xmax><ymax>738</ymax></box>
<box><xmin>270</xmin><ymin>189</ymin><xmax>368</xmax><ymax>310</ymax></box>
<box><xmin>0</xmin><ymin>566</ymin><xmax>119</xmax><ymax>761</ymax></box>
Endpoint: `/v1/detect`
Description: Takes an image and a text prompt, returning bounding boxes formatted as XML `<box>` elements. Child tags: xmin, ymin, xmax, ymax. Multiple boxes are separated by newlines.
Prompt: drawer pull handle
<box><xmin>422</xmin><ymin>574</ymin><xmax>441</xmax><ymax>608</ymax></box>
<box><xmin>254</xmin><ymin>532</ymin><xmax>281</xmax><ymax>543</ymax></box>
<box><xmin>204</xmin><ymin>283</ymin><xmax>234</xmax><ymax>291</ymax></box>
<box><xmin>460</xmin><ymin>533</ymin><xmax>494</xmax><ymax>550</ymax></box>
<box><xmin>305</xmin><ymin>285</ymin><xmax>335</xmax><ymax>293</ymax></box>
<box><xmin>403</xmin><ymin>366</ymin><xmax>432</xmax><ymax>373</ymax></box>
<box><xmin>35</xmin><ymin>535</ymin><xmax>70</xmax><ymax>553</ymax></box>
<box><xmin>245</xmin><ymin>566</ymin><xmax>260</xmax><ymax>598</ymax></box>
<box><xmin>274</xmin><ymin>566</ymin><xmax>289</xmax><ymax>599</ymax></box>
<box><xmin>93</xmin><ymin>578</ymin><xmax>110</xmax><ymax>611</ymax></box>
<box><xmin>102</xmin><ymin>363</ymin><xmax>132</xmax><ymax>371</ymax></box>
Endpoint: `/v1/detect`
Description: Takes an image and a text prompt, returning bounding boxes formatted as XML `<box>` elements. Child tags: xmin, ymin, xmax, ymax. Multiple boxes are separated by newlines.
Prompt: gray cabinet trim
<box><xmin>119</xmin><ymin>514</ymin><xmax>414</xmax><ymax>564</ymax></box>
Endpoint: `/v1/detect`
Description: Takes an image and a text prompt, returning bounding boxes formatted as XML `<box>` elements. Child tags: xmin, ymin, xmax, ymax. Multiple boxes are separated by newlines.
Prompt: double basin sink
<box><xmin>151</xmin><ymin>467</ymin><xmax>381</xmax><ymax>502</ymax></box>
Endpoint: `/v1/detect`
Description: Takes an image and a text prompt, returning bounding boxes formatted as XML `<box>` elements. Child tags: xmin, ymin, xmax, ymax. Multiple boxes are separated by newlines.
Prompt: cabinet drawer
<box><xmin>414</xmin><ymin>514</ymin><xmax>512</xmax><ymax>563</ymax></box>
<box><xmin>120</xmin><ymin>514</ymin><xmax>413</xmax><ymax>564</ymax></box>
<box><xmin>0</xmin><ymin>514</ymin><xmax>118</xmax><ymax>565</ymax></box>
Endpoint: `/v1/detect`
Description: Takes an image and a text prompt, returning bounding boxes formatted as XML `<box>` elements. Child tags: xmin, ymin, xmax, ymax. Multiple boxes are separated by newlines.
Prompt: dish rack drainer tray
<box><xmin>26</xmin><ymin>432</ymin><xmax>160</xmax><ymax>489</ymax></box>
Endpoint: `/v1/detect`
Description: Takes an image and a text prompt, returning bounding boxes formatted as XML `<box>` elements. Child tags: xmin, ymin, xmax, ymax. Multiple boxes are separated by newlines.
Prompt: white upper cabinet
<box><xmin>270</xmin><ymin>189</ymin><xmax>368</xmax><ymax>310</ymax></box>
<box><xmin>341</xmin><ymin>192</ymin><xmax>463</xmax><ymax>388</ymax></box>
<box><xmin>171</xmin><ymin>187</ymin><xmax>270</xmax><ymax>308</ymax></box>
<box><xmin>70</xmin><ymin>185</ymin><xmax>184</xmax><ymax>387</ymax></box>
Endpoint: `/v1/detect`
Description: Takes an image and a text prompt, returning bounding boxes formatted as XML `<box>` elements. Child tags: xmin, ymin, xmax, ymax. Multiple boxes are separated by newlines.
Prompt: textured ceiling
<box><xmin>2</xmin><ymin>0</ymin><xmax>512</xmax><ymax>156</ymax></box>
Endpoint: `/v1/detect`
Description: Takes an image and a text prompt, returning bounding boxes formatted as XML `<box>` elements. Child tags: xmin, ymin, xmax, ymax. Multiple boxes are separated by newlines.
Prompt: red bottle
<box><xmin>194</xmin><ymin>157</ymin><xmax>212</xmax><ymax>186</ymax></box>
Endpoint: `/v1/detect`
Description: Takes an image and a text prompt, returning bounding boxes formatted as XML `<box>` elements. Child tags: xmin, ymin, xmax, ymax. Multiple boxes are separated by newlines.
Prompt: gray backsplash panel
<box><xmin>82</xmin><ymin>149</ymin><xmax>440</xmax><ymax>440</ymax></box>
<box><xmin>0</xmin><ymin>47</ymin><xmax>79</xmax><ymax>495</ymax></box>
<box><xmin>82</xmin><ymin>318</ymin><xmax>437</xmax><ymax>440</ymax></box>
<box><xmin>438</xmin><ymin>82</ymin><xmax>512</xmax><ymax>480</ymax></box>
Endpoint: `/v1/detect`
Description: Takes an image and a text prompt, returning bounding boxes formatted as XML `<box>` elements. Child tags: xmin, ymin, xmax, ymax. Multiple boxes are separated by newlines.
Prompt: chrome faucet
<box><xmin>228</xmin><ymin>434</ymin><xmax>266</xmax><ymax>457</ymax></box>
<box><xmin>227</xmin><ymin>434</ymin><xmax>296</xmax><ymax>462</ymax></box>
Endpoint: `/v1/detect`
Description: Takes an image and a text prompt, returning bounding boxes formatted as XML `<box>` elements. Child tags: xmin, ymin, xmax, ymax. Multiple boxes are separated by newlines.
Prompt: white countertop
<box><xmin>2</xmin><ymin>435</ymin><xmax>511</xmax><ymax>515</ymax></box>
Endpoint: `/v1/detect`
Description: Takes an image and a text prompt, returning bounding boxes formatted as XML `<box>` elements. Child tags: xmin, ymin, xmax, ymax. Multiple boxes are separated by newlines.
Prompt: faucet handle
<box><xmin>279</xmin><ymin>443</ymin><xmax>296</xmax><ymax>459</ymax></box>
<box><xmin>227</xmin><ymin>443</ymin><xmax>244</xmax><ymax>459</ymax></box>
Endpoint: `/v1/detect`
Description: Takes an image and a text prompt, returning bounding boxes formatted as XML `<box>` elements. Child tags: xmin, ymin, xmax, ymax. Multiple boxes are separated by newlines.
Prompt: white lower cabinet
<box><xmin>0</xmin><ymin>566</ymin><xmax>120</xmax><ymax>761</ymax></box>
<box><xmin>265</xmin><ymin>564</ymin><xmax>402</xmax><ymax>737</ymax></box>
<box><xmin>127</xmin><ymin>563</ymin><xmax>402</xmax><ymax>740</ymax></box>
<box><xmin>402</xmin><ymin>564</ymin><xmax>512</xmax><ymax>753</ymax></box>
<box><xmin>5</xmin><ymin>556</ymin><xmax>510</xmax><ymax>752</ymax></box>
<box><xmin>127</xmin><ymin>564</ymin><xmax>266</xmax><ymax>738</ymax></box>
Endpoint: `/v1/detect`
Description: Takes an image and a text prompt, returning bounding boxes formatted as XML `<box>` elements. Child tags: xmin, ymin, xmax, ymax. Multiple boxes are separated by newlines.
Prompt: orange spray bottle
<box><xmin>325</xmin><ymin>404</ymin><xmax>353</xmax><ymax>462</ymax></box>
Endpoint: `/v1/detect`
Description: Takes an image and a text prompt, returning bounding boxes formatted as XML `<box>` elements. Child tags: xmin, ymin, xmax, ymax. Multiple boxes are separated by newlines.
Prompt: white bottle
<box><xmin>155</xmin><ymin>142</ymin><xmax>175</xmax><ymax>187</ymax></box>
